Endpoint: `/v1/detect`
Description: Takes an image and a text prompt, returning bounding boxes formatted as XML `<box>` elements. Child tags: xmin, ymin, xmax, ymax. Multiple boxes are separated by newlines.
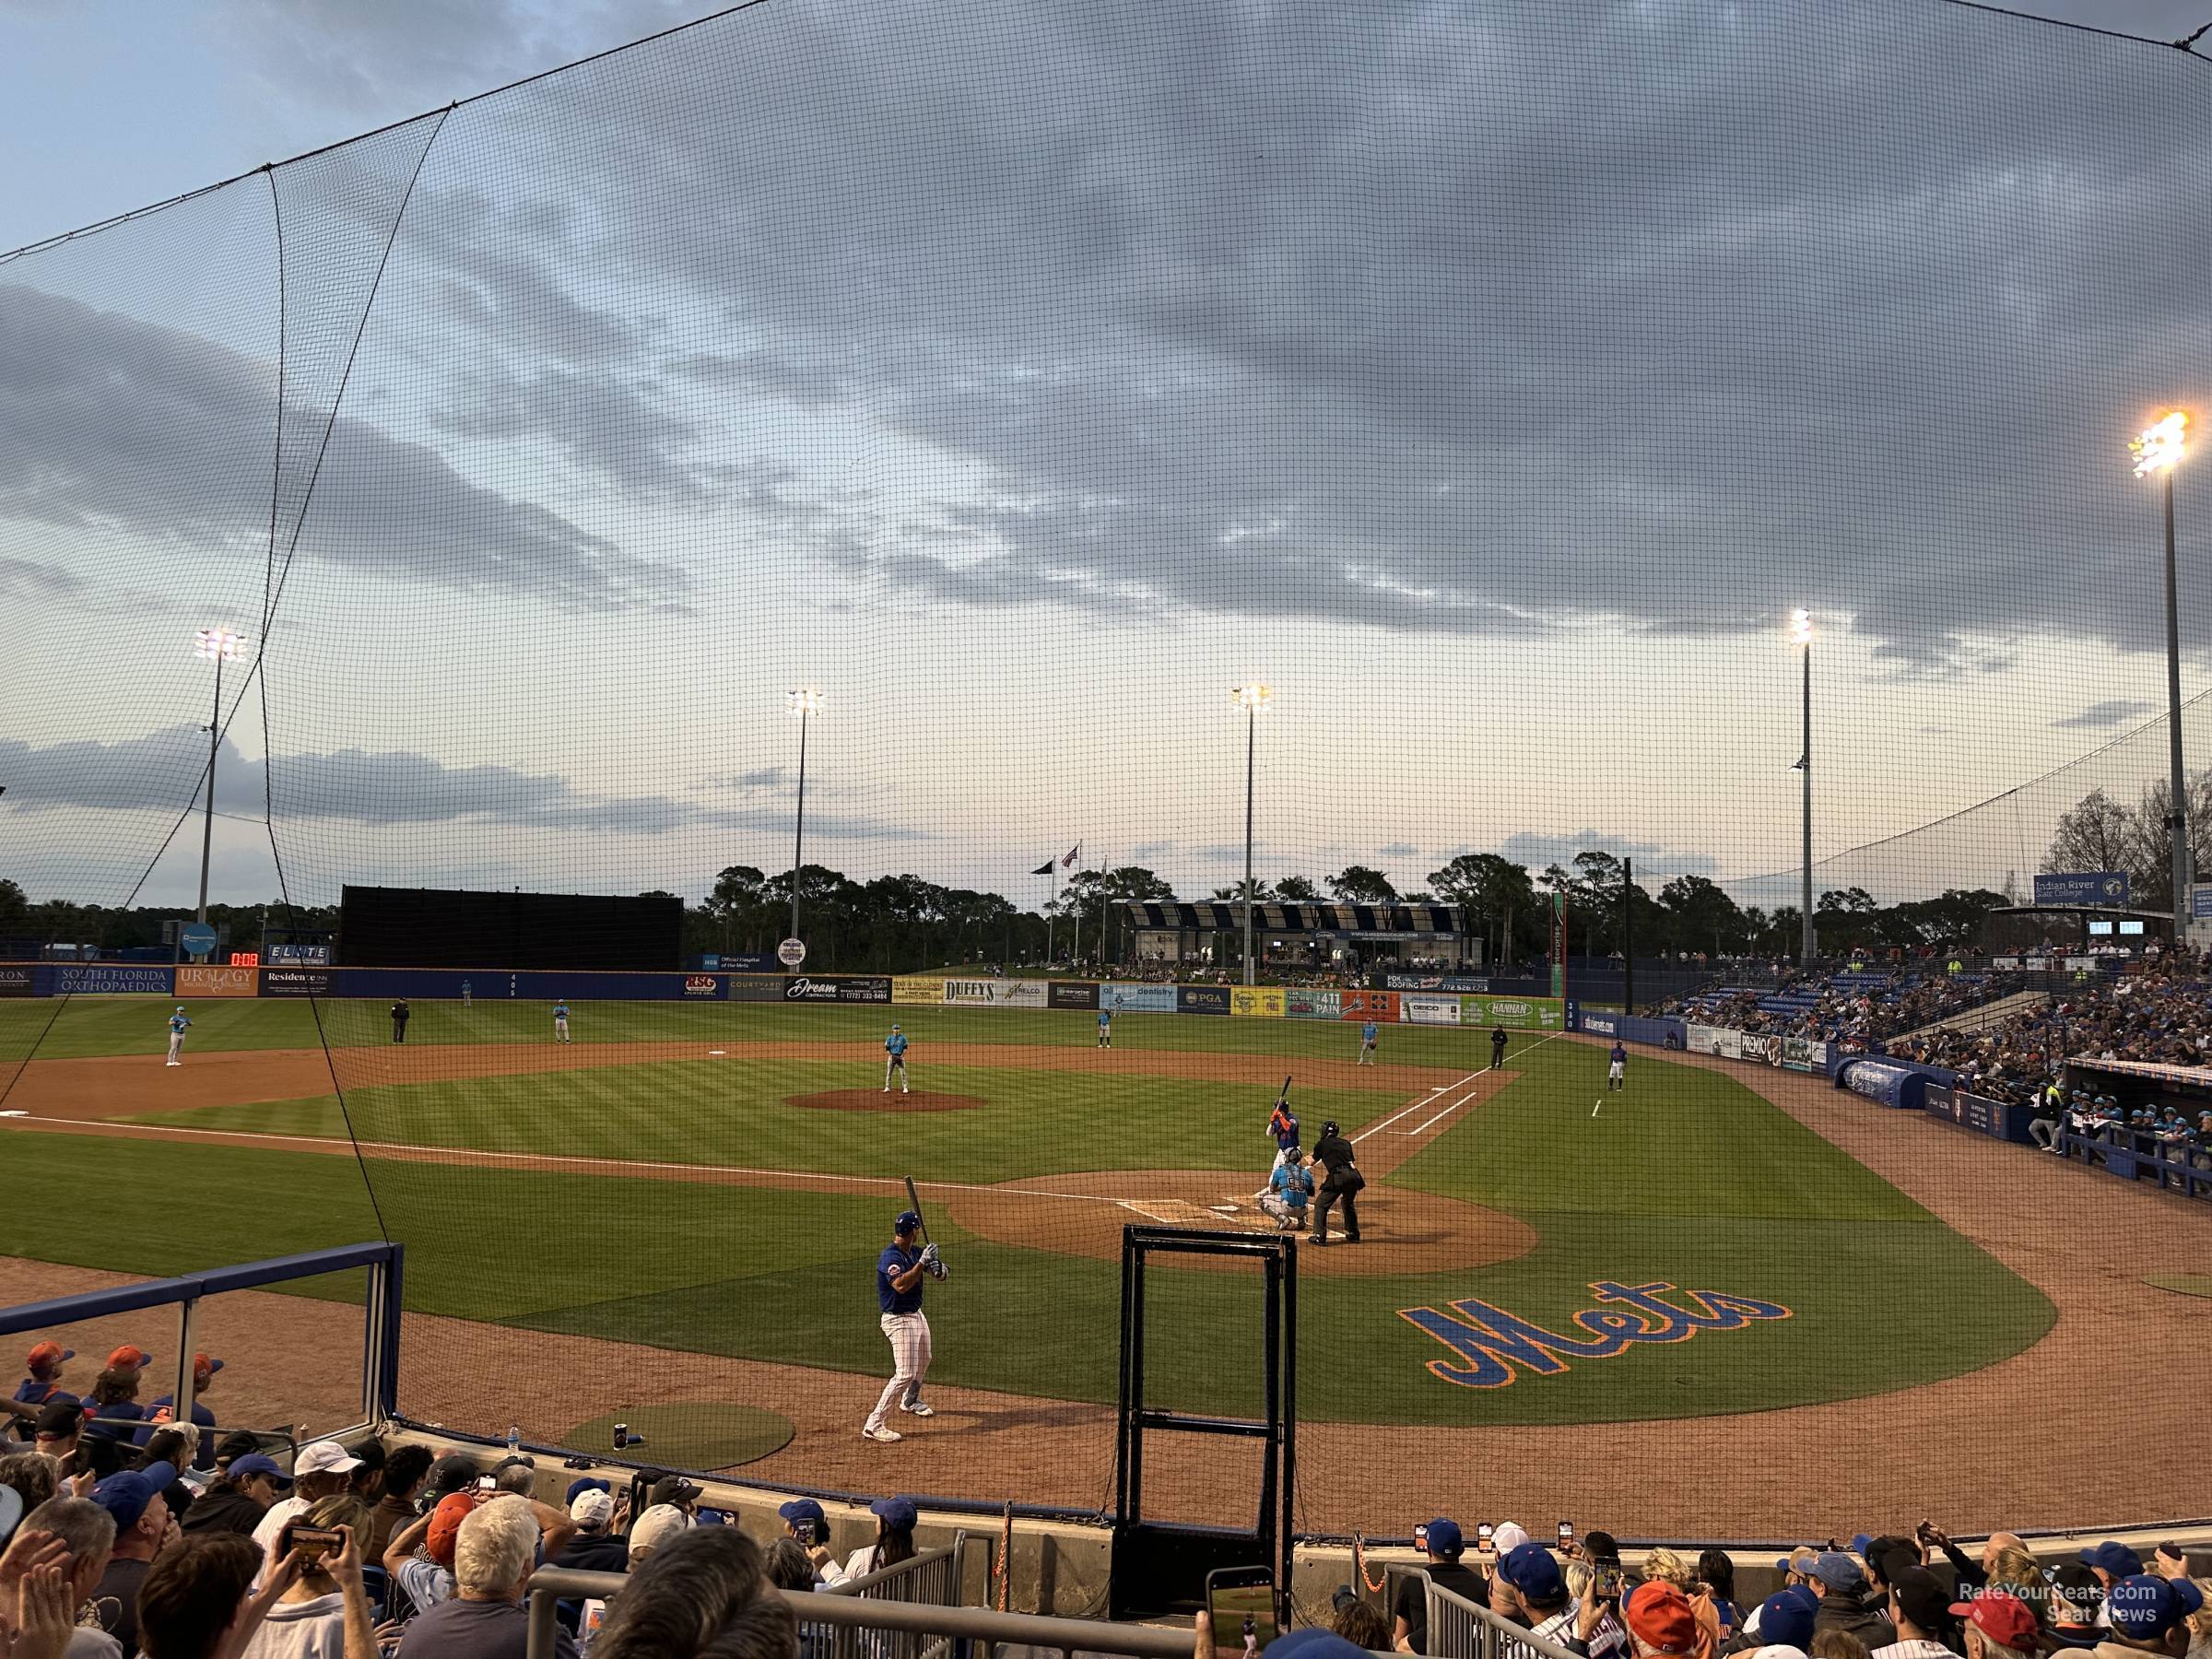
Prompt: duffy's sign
<box><xmin>1396</xmin><ymin>1280</ymin><xmax>1793</xmax><ymax>1390</ymax></box>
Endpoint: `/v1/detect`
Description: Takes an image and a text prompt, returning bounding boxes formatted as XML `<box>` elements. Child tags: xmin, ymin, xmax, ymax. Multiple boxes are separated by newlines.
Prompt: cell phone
<box><xmin>1205</xmin><ymin>1566</ymin><xmax>1277</xmax><ymax>1659</ymax></box>
<box><xmin>1413</xmin><ymin>1524</ymin><xmax>1429</xmax><ymax>1548</ymax></box>
<box><xmin>1477</xmin><ymin>1523</ymin><xmax>1495</xmax><ymax>1554</ymax></box>
<box><xmin>288</xmin><ymin>1525</ymin><xmax>345</xmax><ymax>1566</ymax></box>
<box><xmin>1596</xmin><ymin>1567</ymin><xmax>1625</xmax><ymax>1602</ymax></box>
<box><xmin>1559</xmin><ymin>1521</ymin><xmax>1575</xmax><ymax>1549</ymax></box>
<box><xmin>475</xmin><ymin>1476</ymin><xmax>498</xmax><ymax>1493</ymax></box>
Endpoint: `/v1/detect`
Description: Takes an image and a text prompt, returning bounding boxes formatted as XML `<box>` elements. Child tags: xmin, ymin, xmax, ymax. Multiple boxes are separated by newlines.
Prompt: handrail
<box><xmin>1387</xmin><ymin>1568</ymin><xmax>1583</xmax><ymax>1659</ymax></box>
<box><xmin>524</xmin><ymin>1566</ymin><xmax>1201</xmax><ymax>1659</ymax></box>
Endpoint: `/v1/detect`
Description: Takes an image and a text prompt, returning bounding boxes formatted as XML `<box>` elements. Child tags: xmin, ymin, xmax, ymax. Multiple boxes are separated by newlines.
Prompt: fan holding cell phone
<box><xmin>1391</xmin><ymin>1517</ymin><xmax>1492</xmax><ymax>1655</ymax></box>
<box><xmin>259</xmin><ymin>1495</ymin><xmax>375</xmax><ymax>1652</ymax></box>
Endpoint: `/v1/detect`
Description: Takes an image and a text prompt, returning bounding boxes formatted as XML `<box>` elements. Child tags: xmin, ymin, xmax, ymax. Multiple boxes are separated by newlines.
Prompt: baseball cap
<box><xmin>779</xmin><ymin>1498</ymin><xmax>828</xmax><ymax>1527</ymax></box>
<box><xmin>2080</xmin><ymin>1540</ymin><xmax>2143</xmax><ymax>1577</ymax></box>
<box><xmin>295</xmin><ymin>1440</ymin><xmax>362</xmax><ymax>1476</ymax></box>
<box><xmin>1331</xmin><ymin>1584</ymin><xmax>1359</xmax><ymax>1612</ymax></box>
<box><xmin>1757</xmin><ymin>1586</ymin><xmax>1819</xmax><ymax>1651</ymax></box>
<box><xmin>1499</xmin><ymin>1541</ymin><xmax>1566</xmax><ymax>1602</ymax></box>
<box><xmin>33</xmin><ymin>1400</ymin><xmax>80</xmax><ymax>1439</ymax></box>
<box><xmin>193</xmin><ymin>1354</ymin><xmax>224</xmax><ymax>1384</ymax></box>
<box><xmin>870</xmin><ymin>1495</ymin><xmax>919</xmax><ymax>1531</ymax></box>
<box><xmin>1418</xmin><ymin>1518</ymin><xmax>1464</xmax><ymax>1559</ymax></box>
<box><xmin>1268</xmin><ymin>1634</ymin><xmax>1367</xmax><ymax>1659</ymax></box>
<box><xmin>428</xmin><ymin>1453</ymin><xmax>478</xmax><ymax>1496</ymax></box>
<box><xmin>629</xmin><ymin>1503</ymin><xmax>691</xmax><ymax>1558</ymax></box>
<box><xmin>106</xmin><ymin>1347</ymin><xmax>153</xmax><ymax>1371</ymax></box>
<box><xmin>1950</xmin><ymin>1592</ymin><xmax>2039</xmax><ymax>1651</ymax></box>
<box><xmin>25</xmin><ymin>1343</ymin><xmax>72</xmax><ymax>1377</ymax></box>
<box><xmin>1811</xmin><ymin>1552</ymin><xmax>1867</xmax><ymax>1592</ymax></box>
<box><xmin>427</xmin><ymin>1492</ymin><xmax>480</xmax><ymax>1566</ymax></box>
<box><xmin>1492</xmin><ymin>1522</ymin><xmax>1531</xmax><ymax>1555</ymax></box>
<box><xmin>564</xmin><ymin>1477</ymin><xmax>611</xmax><ymax>1505</ymax></box>
<box><xmin>91</xmin><ymin>1463</ymin><xmax>176</xmax><ymax>1530</ymax></box>
<box><xmin>1889</xmin><ymin>1566</ymin><xmax>1953</xmax><ymax>1635</ymax></box>
<box><xmin>2108</xmin><ymin>1575</ymin><xmax>2205</xmax><ymax>1639</ymax></box>
<box><xmin>569</xmin><ymin>1489</ymin><xmax>615</xmax><ymax>1528</ymax></box>
<box><xmin>894</xmin><ymin>1210</ymin><xmax>923</xmax><ymax>1234</ymax></box>
<box><xmin>1625</xmin><ymin>1582</ymin><xmax>1700</xmax><ymax>1657</ymax></box>
<box><xmin>648</xmin><ymin>1474</ymin><xmax>701</xmax><ymax>1508</ymax></box>
<box><xmin>1747</xmin><ymin>1649</ymin><xmax>1809</xmax><ymax>1659</ymax></box>
<box><xmin>228</xmin><ymin>1454</ymin><xmax>290</xmax><ymax>1488</ymax></box>
<box><xmin>1849</xmin><ymin>1533</ymin><xmax>1874</xmax><ymax>1555</ymax></box>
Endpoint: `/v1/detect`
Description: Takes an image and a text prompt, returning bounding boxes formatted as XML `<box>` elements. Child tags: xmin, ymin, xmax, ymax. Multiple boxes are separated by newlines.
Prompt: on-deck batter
<box><xmin>863</xmin><ymin>1209</ymin><xmax>947</xmax><ymax>1442</ymax></box>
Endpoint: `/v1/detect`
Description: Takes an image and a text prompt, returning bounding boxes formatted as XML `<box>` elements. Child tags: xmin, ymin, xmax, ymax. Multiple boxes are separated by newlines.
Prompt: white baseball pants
<box><xmin>885</xmin><ymin>1055</ymin><xmax>909</xmax><ymax>1088</ymax></box>
<box><xmin>167</xmin><ymin>1032</ymin><xmax>184</xmax><ymax>1062</ymax></box>
<box><xmin>555</xmin><ymin>1017</ymin><xmax>570</xmax><ymax>1041</ymax></box>
<box><xmin>865</xmin><ymin>1311</ymin><xmax>932</xmax><ymax>1430</ymax></box>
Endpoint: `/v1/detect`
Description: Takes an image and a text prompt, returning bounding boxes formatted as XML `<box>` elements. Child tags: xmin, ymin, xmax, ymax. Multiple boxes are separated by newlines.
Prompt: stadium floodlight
<box><xmin>1230</xmin><ymin>685</ymin><xmax>1272</xmax><ymax>985</ymax></box>
<box><xmin>2133</xmin><ymin>413</ymin><xmax>2191</xmax><ymax>937</ymax></box>
<box><xmin>786</xmin><ymin>689</ymin><xmax>822</xmax><ymax>943</ymax></box>
<box><xmin>1784</xmin><ymin>612</ymin><xmax>1813</xmax><ymax>968</ymax></box>
<box><xmin>190</xmin><ymin>628</ymin><xmax>249</xmax><ymax>930</ymax></box>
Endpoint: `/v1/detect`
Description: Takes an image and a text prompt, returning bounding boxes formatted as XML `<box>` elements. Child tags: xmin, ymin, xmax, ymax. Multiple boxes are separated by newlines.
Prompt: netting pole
<box><xmin>2163</xmin><ymin>467</ymin><xmax>2189</xmax><ymax>937</ymax></box>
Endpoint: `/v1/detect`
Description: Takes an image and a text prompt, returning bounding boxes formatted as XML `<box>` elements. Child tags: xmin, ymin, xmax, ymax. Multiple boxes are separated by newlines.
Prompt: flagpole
<box><xmin>1047</xmin><ymin>865</ymin><xmax>1056</xmax><ymax>967</ymax></box>
<box><xmin>1073</xmin><ymin>849</ymin><xmax>1085</xmax><ymax>968</ymax></box>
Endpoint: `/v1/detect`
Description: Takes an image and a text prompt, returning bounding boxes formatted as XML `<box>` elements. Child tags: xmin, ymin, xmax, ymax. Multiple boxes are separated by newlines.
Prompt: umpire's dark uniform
<box><xmin>1308</xmin><ymin>1121</ymin><xmax>1363</xmax><ymax>1245</ymax></box>
<box><xmin>1491</xmin><ymin>1026</ymin><xmax>1508</xmax><ymax>1069</ymax></box>
<box><xmin>391</xmin><ymin>1000</ymin><xmax>410</xmax><ymax>1043</ymax></box>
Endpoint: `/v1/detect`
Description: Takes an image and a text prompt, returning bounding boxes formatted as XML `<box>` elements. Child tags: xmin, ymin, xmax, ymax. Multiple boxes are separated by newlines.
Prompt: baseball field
<box><xmin>6</xmin><ymin>989</ymin><xmax>2197</xmax><ymax>1535</ymax></box>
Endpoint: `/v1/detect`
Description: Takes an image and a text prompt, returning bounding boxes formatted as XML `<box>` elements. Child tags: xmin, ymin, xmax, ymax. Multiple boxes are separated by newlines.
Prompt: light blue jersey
<box><xmin>169</xmin><ymin>1012</ymin><xmax>190</xmax><ymax>1035</ymax></box>
<box><xmin>886</xmin><ymin>1030</ymin><xmax>910</xmax><ymax>1057</ymax></box>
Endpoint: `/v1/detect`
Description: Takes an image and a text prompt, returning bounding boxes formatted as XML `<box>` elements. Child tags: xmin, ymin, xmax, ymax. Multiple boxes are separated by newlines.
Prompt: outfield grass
<box><xmin>0</xmin><ymin>1004</ymin><xmax>2055</xmax><ymax>1428</ymax></box>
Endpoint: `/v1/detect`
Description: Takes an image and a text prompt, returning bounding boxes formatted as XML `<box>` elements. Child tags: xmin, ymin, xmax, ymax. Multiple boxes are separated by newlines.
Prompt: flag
<box><xmin>1061</xmin><ymin>843</ymin><xmax>1081</xmax><ymax>869</ymax></box>
<box><xmin>1031</xmin><ymin>861</ymin><xmax>1055</xmax><ymax>877</ymax></box>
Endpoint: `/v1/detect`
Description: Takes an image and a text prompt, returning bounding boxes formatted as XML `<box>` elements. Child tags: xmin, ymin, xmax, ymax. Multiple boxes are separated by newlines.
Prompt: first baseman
<box><xmin>165</xmin><ymin>1006</ymin><xmax>191</xmax><ymax>1066</ymax></box>
<box><xmin>863</xmin><ymin>1208</ymin><xmax>946</xmax><ymax>1441</ymax></box>
<box><xmin>1358</xmin><ymin>1019</ymin><xmax>1378</xmax><ymax>1065</ymax></box>
<box><xmin>553</xmin><ymin>1000</ymin><xmax>571</xmax><ymax>1041</ymax></box>
<box><xmin>883</xmin><ymin>1024</ymin><xmax>911</xmax><ymax>1093</ymax></box>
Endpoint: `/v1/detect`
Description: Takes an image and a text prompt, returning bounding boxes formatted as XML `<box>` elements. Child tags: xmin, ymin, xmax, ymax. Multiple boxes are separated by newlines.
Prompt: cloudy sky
<box><xmin>3</xmin><ymin>0</ymin><xmax>2211</xmax><ymax>920</ymax></box>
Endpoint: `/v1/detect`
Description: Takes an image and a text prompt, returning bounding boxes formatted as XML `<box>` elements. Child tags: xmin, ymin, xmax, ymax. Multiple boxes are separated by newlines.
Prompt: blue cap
<box><xmin>894</xmin><ymin>1211</ymin><xmax>923</xmax><ymax>1235</ymax></box>
<box><xmin>2080</xmin><ymin>1541</ymin><xmax>2144</xmax><ymax>1577</ymax></box>
<box><xmin>1849</xmin><ymin>1533</ymin><xmax>1874</xmax><ymax>1554</ymax></box>
<box><xmin>564</xmin><ymin>1477</ymin><xmax>611</xmax><ymax>1504</ymax></box>
<box><xmin>1759</xmin><ymin>1586</ymin><xmax>1819</xmax><ymax>1650</ymax></box>
<box><xmin>2107</xmin><ymin>1575</ymin><xmax>2204</xmax><ymax>1638</ymax></box>
<box><xmin>1812</xmin><ymin>1553</ymin><xmax>1866</xmax><ymax>1592</ymax></box>
<box><xmin>229</xmin><ymin>1453</ymin><xmax>290</xmax><ymax>1487</ymax></box>
<box><xmin>1420</xmin><ymin>1517</ymin><xmax>1463</xmax><ymax>1559</ymax></box>
<box><xmin>1499</xmin><ymin>1541</ymin><xmax>1565</xmax><ymax>1601</ymax></box>
<box><xmin>779</xmin><ymin>1498</ymin><xmax>827</xmax><ymax>1526</ymax></box>
<box><xmin>1270</xmin><ymin>1634</ymin><xmax>1366</xmax><ymax>1659</ymax></box>
<box><xmin>870</xmin><ymin>1495</ymin><xmax>918</xmax><ymax>1531</ymax></box>
<box><xmin>90</xmin><ymin>1462</ymin><xmax>175</xmax><ymax>1530</ymax></box>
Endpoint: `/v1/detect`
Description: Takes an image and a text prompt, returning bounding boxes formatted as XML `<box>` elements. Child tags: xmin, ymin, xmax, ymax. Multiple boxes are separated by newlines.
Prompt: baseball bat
<box><xmin>903</xmin><ymin>1175</ymin><xmax>933</xmax><ymax>1249</ymax></box>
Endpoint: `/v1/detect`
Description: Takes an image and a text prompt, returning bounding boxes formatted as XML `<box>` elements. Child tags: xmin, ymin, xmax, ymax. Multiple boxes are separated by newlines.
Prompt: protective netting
<box><xmin>5</xmin><ymin>0</ymin><xmax>2212</xmax><ymax>1546</ymax></box>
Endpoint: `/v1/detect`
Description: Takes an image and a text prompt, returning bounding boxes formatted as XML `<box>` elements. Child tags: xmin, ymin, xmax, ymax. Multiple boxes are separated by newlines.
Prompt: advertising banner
<box><xmin>1779</xmin><ymin>1036</ymin><xmax>1826</xmax><ymax>1073</ymax></box>
<box><xmin>1838</xmin><ymin>1058</ymin><xmax>1936</xmax><ymax>1111</ymax></box>
<box><xmin>0</xmin><ymin>966</ymin><xmax>32</xmax><ymax>999</ymax></box>
<box><xmin>2035</xmin><ymin>871</ymin><xmax>2130</xmax><ymax>908</ymax></box>
<box><xmin>680</xmin><ymin>974</ymin><xmax>725</xmax><ymax>1000</ymax></box>
<box><xmin>943</xmin><ymin>978</ymin><xmax>1052</xmax><ymax>1008</ymax></box>
<box><xmin>1406</xmin><ymin>994</ymin><xmax>1462</xmax><ymax>1026</ymax></box>
<box><xmin>892</xmin><ymin>977</ymin><xmax>945</xmax><ymax>1005</ymax></box>
<box><xmin>1177</xmin><ymin>984</ymin><xmax>1231</xmax><ymax>1015</ymax></box>
<box><xmin>1460</xmin><ymin>995</ymin><xmax>1564</xmax><ymax>1030</ymax></box>
<box><xmin>1049</xmin><ymin>981</ymin><xmax>1100</xmax><ymax>1010</ymax></box>
<box><xmin>1285</xmin><ymin>988</ymin><xmax>1341</xmax><ymax>1019</ymax></box>
<box><xmin>1688</xmin><ymin>1023</ymin><xmax>1741</xmax><ymax>1060</ymax></box>
<box><xmin>42</xmin><ymin>965</ymin><xmax>173</xmax><ymax>996</ymax></box>
<box><xmin>1577</xmin><ymin>1008</ymin><xmax>1618</xmax><ymax>1037</ymax></box>
<box><xmin>176</xmin><ymin>966</ymin><xmax>259</xmax><ymax>998</ymax></box>
<box><xmin>1921</xmin><ymin>1084</ymin><xmax>2035</xmax><ymax>1142</ymax></box>
<box><xmin>943</xmin><ymin>978</ymin><xmax>1000</xmax><ymax>1006</ymax></box>
<box><xmin>727</xmin><ymin>975</ymin><xmax>784</xmax><ymax>1002</ymax></box>
<box><xmin>1100</xmin><ymin>982</ymin><xmax>1176</xmax><ymax>1014</ymax></box>
<box><xmin>266</xmin><ymin>941</ymin><xmax>333</xmax><ymax>966</ymax></box>
<box><xmin>1340</xmin><ymin>989</ymin><xmax>1400</xmax><ymax>1022</ymax></box>
<box><xmin>1230</xmin><ymin>986</ymin><xmax>1286</xmax><ymax>1018</ymax></box>
<box><xmin>1382</xmin><ymin>973</ymin><xmax>1489</xmax><ymax>993</ymax></box>
<box><xmin>259</xmin><ymin>969</ymin><xmax>332</xmax><ymax>997</ymax></box>
<box><xmin>782</xmin><ymin>975</ymin><xmax>892</xmax><ymax>1004</ymax></box>
<box><xmin>998</xmin><ymin>979</ymin><xmax>1051</xmax><ymax>1007</ymax></box>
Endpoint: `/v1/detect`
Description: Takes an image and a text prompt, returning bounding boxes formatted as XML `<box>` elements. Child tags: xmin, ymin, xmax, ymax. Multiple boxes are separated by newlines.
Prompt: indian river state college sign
<box><xmin>1396</xmin><ymin>1280</ymin><xmax>1793</xmax><ymax>1390</ymax></box>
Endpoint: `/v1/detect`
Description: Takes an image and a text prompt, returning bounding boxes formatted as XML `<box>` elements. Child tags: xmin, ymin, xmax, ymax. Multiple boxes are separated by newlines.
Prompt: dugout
<box><xmin>339</xmin><ymin>885</ymin><xmax>684</xmax><ymax>971</ymax></box>
<box><xmin>1119</xmin><ymin>901</ymin><xmax>1472</xmax><ymax>970</ymax></box>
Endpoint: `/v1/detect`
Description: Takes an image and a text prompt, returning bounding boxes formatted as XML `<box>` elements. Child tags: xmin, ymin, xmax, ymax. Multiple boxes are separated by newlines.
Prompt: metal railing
<box><xmin>1386</xmin><ymin>1569</ymin><xmax>1582</xmax><ymax>1659</ymax></box>
<box><xmin>807</xmin><ymin>1536</ymin><xmax>966</xmax><ymax>1659</ymax></box>
<box><xmin>524</xmin><ymin>1558</ymin><xmax>1204</xmax><ymax>1659</ymax></box>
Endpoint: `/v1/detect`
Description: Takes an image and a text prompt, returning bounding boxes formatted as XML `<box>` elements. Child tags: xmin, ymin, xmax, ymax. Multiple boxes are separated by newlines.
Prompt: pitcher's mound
<box><xmin>787</xmin><ymin>1089</ymin><xmax>981</xmax><ymax>1112</ymax></box>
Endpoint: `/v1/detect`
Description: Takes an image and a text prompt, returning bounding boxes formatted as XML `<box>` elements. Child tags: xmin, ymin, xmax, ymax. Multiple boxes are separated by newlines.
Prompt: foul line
<box><xmin>1353</xmin><ymin>1070</ymin><xmax>1482</xmax><ymax>1141</ymax></box>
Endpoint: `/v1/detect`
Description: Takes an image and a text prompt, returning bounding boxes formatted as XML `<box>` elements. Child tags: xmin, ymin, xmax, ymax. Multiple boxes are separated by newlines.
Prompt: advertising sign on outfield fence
<box><xmin>1049</xmin><ymin>981</ymin><xmax>1100</xmax><ymax>1010</ymax></box>
<box><xmin>943</xmin><ymin>978</ymin><xmax>1050</xmax><ymax>1007</ymax></box>
<box><xmin>727</xmin><ymin>975</ymin><xmax>783</xmax><ymax>1002</ymax></box>
<box><xmin>260</xmin><ymin>970</ymin><xmax>332</xmax><ymax>997</ymax></box>
<box><xmin>782</xmin><ymin>974</ymin><xmax>891</xmax><ymax>1004</ymax></box>
<box><xmin>1405</xmin><ymin>994</ymin><xmax>1461</xmax><ymax>1025</ymax></box>
<box><xmin>1230</xmin><ymin>986</ymin><xmax>1286</xmax><ymax>1018</ymax></box>
<box><xmin>1285</xmin><ymin>989</ymin><xmax>1340</xmax><ymax>1019</ymax></box>
<box><xmin>892</xmin><ymin>977</ymin><xmax>943</xmax><ymax>1005</ymax></box>
<box><xmin>1339</xmin><ymin>989</ymin><xmax>1400</xmax><ymax>1022</ymax></box>
<box><xmin>1382</xmin><ymin>973</ymin><xmax>1489</xmax><ymax>993</ymax></box>
<box><xmin>177</xmin><ymin>966</ymin><xmax>258</xmax><ymax>998</ymax></box>
<box><xmin>1460</xmin><ymin>995</ymin><xmax>1562</xmax><ymax>1030</ymax></box>
<box><xmin>0</xmin><ymin>966</ymin><xmax>31</xmax><ymax>998</ymax></box>
<box><xmin>1100</xmin><ymin>982</ymin><xmax>1176</xmax><ymax>1014</ymax></box>
<box><xmin>1176</xmin><ymin>984</ymin><xmax>1231</xmax><ymax>1015</ymax></box>
<box><xmin>2035</xmin><ymin>870</ymin><xmax>2130</xmax><ymax>908</ymax></box>
<box><xmin>43</xmin><ymin>965</ymin><xmax>173</xmax><ymax>996</ymax></box>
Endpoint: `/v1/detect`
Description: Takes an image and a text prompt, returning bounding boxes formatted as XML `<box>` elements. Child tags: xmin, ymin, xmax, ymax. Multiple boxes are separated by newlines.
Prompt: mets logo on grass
<box><xmin>1395</xmin><ymin>1280</ymin><xmax>1793</xmax><ymax>1390</ymax></box>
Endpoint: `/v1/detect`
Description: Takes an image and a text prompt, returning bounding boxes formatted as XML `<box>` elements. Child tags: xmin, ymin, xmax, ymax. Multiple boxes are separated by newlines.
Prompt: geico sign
<box><xmin>783</xmin><ymin>977</ymin><xmax>840</xmax><ymax>1000</ymax></box>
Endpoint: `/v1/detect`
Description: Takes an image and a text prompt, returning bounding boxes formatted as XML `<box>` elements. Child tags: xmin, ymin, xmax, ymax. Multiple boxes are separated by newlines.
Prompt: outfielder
<box><xmin>883</xmin><ymin>1024</ymin><xmax>912</xmax><ymax>1093</ymax></box>
<box><xmin>553</xmin><ymin>1000</ymin><xmax>571</xmax><ymax>1042</ymax></box>
<box><xmin>863</xmin><ymin>1209</ymin><xmax>946</xmax><ymax>1442</ymax></box>
<box><xmin>1097</xmin><ymin>1006</ymin><xmax>1112</xmax><ymax>1048</ymax></box>
<box><xmin>165</xmin><ymin>1006</ymin><xmax>191</xmax><ymax>1067</ymax></box>
<box><xmin>1607</xmin><ymin>1040</ymin><xmax>1627</xmax><ymax>1091</ymax></box>
<box><xmin>1358</xmin><ymin>1018</ymin><xmax>1379</xmax><ymax>1065</ymax></box>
